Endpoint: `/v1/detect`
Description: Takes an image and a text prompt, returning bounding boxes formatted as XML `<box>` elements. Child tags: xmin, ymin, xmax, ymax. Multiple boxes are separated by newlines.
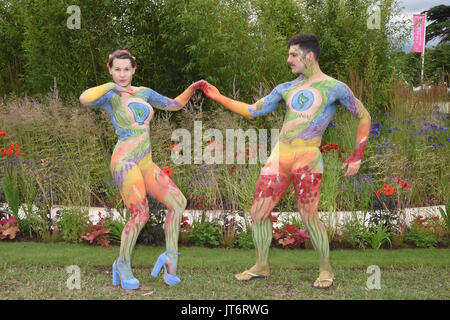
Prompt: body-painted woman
<box><xmin>200</xmin><ymin>34</ymin><xmax>371</xmax><ymax>289</ymax></box>
<box><xmin>79</xmin><ymin>50</ymin><xmax>203</xmax><ymax>289</ymax></box>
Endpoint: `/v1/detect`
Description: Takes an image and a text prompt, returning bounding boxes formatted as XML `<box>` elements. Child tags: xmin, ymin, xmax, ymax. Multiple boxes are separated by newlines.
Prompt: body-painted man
<box><xmin>200</xmin><ymin>34</ymin><xmax>371</xmax><ymax>289</ymax></box>
<box><xmin>80</xmin><ymin>50</ymin><xmax>203</xmax><ymax>289</ymax></box>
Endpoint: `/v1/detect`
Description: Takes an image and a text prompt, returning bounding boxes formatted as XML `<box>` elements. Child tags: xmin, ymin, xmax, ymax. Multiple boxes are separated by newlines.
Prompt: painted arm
<box><xmin>79</xmin><ymin>82</ymin><xmax>134</xmax><ymax>107</ymax></box>
<box><xmin>200</xmin><ymin>82</ymin><xmax>282</xmax><ymax>119</ymax></box>
<box><xmin>337</xmin><ymin>83</ymin><xmax>371</xmax><ymax>176</ymax></box>
<box><xmin>144</xmin><ymin>81</ymin><xmax>205</xmax><ymax>111</ymax></box>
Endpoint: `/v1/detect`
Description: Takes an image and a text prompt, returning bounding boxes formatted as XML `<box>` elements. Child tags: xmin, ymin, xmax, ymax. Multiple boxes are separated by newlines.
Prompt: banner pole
<box><xmin>420</xmin><ymin>17</ymin><xmax>426</xmax><ymax>84</ymax></box>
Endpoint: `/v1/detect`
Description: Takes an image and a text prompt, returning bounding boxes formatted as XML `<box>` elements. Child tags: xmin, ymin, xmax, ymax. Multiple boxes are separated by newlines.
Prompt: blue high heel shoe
<box><xmin>112</xmin><ymin>258</ymin><xmax>140</xmax><ymax>290</ymax></box>
<box><xmin>151</xmin><ymin>251</ymin><xmax>181</xmax><ymax>285</ymax></box>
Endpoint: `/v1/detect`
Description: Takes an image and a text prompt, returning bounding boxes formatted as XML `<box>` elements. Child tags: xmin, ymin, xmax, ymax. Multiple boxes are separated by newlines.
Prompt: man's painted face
<box><xmin>109</xmin><ymin>58</ymin><xmax>135</xmax><ymax>87</ymax></box>
<box><xmin>287</xmin><ymin>45</ymin><xmax>313</xmax><ymax>75</ymax></box>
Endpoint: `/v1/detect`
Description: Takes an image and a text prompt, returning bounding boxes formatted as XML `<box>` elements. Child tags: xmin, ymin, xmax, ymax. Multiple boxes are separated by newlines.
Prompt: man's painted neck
<box><xmin>302</xmin><ymin>63</ymin><xmax>321</xmax><ymax>80</ymax></box>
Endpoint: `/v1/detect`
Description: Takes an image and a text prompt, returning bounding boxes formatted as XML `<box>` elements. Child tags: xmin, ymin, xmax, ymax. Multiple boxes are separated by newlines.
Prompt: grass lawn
<box><xmin>0</xmin><ymin>242</ymin><xmax>449</xmax><ymax>300</ymax></box>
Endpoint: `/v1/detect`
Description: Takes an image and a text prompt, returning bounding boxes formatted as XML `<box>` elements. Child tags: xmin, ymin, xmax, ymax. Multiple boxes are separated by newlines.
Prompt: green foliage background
<box><xmin>0</xmin><ymin>0</ymin><xmax>419</xmax><ymax>114</ymax></box>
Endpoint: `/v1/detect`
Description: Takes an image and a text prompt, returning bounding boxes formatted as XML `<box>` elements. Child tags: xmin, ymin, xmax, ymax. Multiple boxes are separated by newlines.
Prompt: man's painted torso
<box><xmin>272</xmin><ymin>76</ymin><xmax>359</xmax><ymax>147</ymax></box>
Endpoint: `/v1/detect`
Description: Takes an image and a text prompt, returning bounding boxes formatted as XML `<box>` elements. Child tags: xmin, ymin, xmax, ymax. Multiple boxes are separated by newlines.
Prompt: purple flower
<box><xmin>371</xmin><ymin>122</ymin><xmax>382</xmax><ymax>130</ymax></box>
<box><xmin>403</xmin><ymin>118</ymin><xmax>414</xmax><ymax>125</ymax></box>
<box><xmin>370</xmin><ymin>129</ymin><xmax>380</xmax><ymax>138</ymax></box>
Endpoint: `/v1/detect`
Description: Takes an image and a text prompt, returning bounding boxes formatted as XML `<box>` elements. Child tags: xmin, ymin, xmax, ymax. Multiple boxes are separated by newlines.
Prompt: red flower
<box><xmin>0</xmin><ymin>131</ymin><xmax>5</xmax><ymax>137</ymax></box>
<box><xmin>14</xmin><ymin>144</ymin><xmax>19</xmax><ymax>151</ymax></box>
<box><xmin>376</xmin><ymin>188</ymin><xmax>383</xmax><ymax>197</ymax></box>
<box><xmin>169</xmin><ymin>144</ymin><xmax>181</xmax><ymax>151</ymax></box>
<box><xmin>163</xmin><ymin>166</ymin><xmax>173</xmax><ymax>177</ymax></box>
<box><xmin>230</xmin><ymin>165</ymin><xmax>236</xmax><ymax>174</ymax></box>
<box><xmin>401</xmin><ymin>182</ymin><xmax>410</xmax><ymax>190</ymax></box>
<box><xmin>383</xmin><ymin>184</ymin><xmax>394</xmax><ymax>196</ymax></box>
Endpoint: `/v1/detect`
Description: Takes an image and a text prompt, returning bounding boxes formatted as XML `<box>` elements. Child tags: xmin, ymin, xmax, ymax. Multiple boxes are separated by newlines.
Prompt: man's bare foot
<box><xmin>235</xmin><ymin>265</ymin><xmax>270</xmax><ymax>281</ymax></box>
<box><xmin>312</xmin><ymin>270</ymin><xmax>335</xmax><ymax>289</ymax></box>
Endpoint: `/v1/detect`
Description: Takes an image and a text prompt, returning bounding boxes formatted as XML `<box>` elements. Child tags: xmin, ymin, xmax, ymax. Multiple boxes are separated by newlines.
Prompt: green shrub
<box><xmin>236</xmin><ymin>229</ymin><xmax>254</xmax><ymax>249</ymax></box>
<box><xmin>364</xmin><ymin>223</ymin><xmax>393</xmax><ymax>250</ymax></box>
<box><xmin>341</xmin><ymin>215</ymin><xmax>367</xmax><ymax>248</ymax></box>
<box><xmin>188</xmin><ymin>218</ymin><xmax>220</xmax><ymax>247</ymax></box>
<box><xmin>57</xmin><ymin>208</ymin><xmax>90</xmax><ymax>243</ymax></box>
<box><xmin>103</xmin><ymin>219</ymin><xmax>125</xmax><ymax>243</ymax></box>
<box><xmin>405</xmin><ymin>227</ymin><xmax>438</xmax><ymax>248</ymax></box>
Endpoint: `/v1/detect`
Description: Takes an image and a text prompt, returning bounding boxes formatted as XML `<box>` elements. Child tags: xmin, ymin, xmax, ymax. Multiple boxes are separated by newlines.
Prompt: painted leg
<box><xmin>235</xmin><ymin>173</ymin><xmax>290</xmax><ymax>281</ymax></box>
<box><xmin>112</xmin><ymin>161</ymin><xmax>149</xmax><ymax>281</ymax></box>
<box><xmin>293</xmin><ymin>166</ymin><xmax>334</xmax><ymax>288</ymax></box>
<box><xmin>142</xmin><ymin>161</ymin><xmax>187</xmax><ymax>276</ymax></box>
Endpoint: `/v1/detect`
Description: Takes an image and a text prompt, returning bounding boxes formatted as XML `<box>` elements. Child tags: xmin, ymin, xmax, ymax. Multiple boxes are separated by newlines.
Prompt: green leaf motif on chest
<box><xmin>128</xmin><ymin>102</ymin><xmax>150</xmax><ymax>125</ymax></box>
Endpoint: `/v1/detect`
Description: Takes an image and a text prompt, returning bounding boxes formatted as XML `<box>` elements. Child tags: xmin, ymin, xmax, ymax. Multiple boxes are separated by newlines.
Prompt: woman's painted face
<box><xmin>108</xmin><ymin>58</ymin><xmax>135</xmax><ymax>87</ymax></box>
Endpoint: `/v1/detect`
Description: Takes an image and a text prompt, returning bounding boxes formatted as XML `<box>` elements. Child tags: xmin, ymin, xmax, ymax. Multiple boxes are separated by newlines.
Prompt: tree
<box><xmin>422</xmin><ymin>5</ymin><xmax>450</xmax><ymax>44</ymax></box>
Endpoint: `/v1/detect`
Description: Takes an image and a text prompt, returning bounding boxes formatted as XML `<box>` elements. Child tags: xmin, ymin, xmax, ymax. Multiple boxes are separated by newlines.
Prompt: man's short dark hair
<box><xmin>288</xmin><ymin>33</ymin><xmax>321</xmax><ymax>61</ymax></box>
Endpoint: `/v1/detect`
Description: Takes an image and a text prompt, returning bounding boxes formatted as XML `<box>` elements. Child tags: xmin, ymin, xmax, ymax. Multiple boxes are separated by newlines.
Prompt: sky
<box><xmin>397</xmin><ymin>0</ymin><xmax>447</xmax><ymax>50</ymax></box>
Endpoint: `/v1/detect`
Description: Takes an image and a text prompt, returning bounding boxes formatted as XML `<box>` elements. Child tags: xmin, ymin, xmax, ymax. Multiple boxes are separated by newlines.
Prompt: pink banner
<box><xmin>412</xmin><ymin>14</ymin><xmax>426</xmax><ymax>53</ymax></box>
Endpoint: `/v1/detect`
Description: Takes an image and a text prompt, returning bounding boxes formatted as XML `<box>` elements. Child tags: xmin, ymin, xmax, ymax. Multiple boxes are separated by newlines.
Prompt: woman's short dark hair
<box><xmin>288</xmin><ymin>33</ymin><xmax>321</xmax><ymax>61</ymax></box>
<box><xmin>107</xmin><ymin>50</ymin><xmax>137</xmax><ymax>69</ymax></box>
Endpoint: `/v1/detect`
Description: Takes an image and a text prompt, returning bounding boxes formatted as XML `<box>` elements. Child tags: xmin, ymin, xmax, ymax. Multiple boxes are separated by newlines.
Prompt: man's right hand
<box><xmin>198</xmin><ymin>81</ymin><xmax>221</xmax><ymax>101</ymax></box>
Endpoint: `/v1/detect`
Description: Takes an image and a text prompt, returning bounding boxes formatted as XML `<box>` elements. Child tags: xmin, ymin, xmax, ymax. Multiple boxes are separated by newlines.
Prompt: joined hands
<box><xmin>192</xmin><ymin>80</ymin><xmax>220</xmax><ymax>100</ymax></box>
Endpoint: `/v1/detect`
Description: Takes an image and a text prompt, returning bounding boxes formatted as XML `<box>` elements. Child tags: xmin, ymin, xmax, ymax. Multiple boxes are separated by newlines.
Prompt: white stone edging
<box><xmin>1</xmin><ymin>203</ymin><xmax>446</xmax><ymax>233</ymax></box>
